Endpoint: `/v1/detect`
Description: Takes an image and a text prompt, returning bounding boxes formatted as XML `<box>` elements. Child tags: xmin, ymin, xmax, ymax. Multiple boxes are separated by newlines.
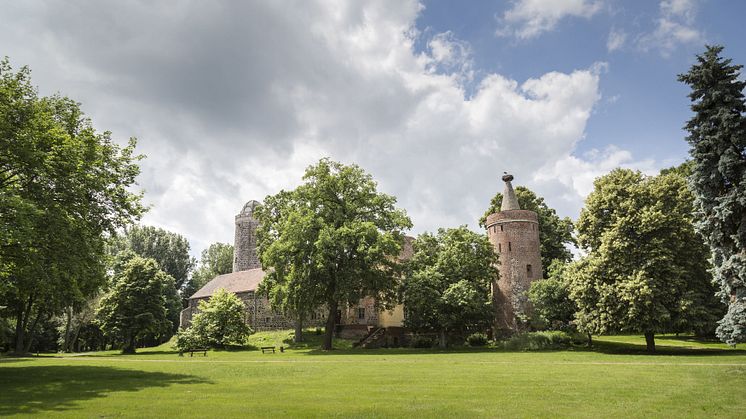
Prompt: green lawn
<box><xmin>2</xmin><ymin>334</ymin><xmax>746</xmax><ymax>418</ymax></box>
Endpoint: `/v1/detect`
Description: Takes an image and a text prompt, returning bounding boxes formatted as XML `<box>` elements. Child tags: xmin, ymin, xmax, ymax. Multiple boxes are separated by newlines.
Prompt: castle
<box><xmin>180</xmin><ymin>174</ymin><xmax>541</xmax><ymax>340</ymax></box>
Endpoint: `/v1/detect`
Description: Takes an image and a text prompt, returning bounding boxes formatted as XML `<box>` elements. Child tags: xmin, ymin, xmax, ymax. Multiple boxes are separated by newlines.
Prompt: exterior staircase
<box><xmin>353</xmin><ymin>327</ymin><xmax>386</xmax><ymax>348</ymax></box>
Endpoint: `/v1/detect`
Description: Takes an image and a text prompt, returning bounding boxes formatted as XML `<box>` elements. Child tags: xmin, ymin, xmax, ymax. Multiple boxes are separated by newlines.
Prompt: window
<box><xmin>498</xmin><ymin>243</ymin><xmax>501</xmax><ymax>252</ymax></box>
<box><xmin>508</xmin><ymin>242</ymin><xmax>512</xmax><ymax>251</ymax></box>
<box><xmin>500</xmin><ymin>225</ymin><xmax>504</xmax><ymax>232</ymax></box>
<box><xmin>358</xmin><ymin>307</ymin><xmax>366</xmax><ymax>320</ymax></box>
<box><xmin>527</xmin><ymin>264</ymin><xmax>532</xmax><ymax>279</ymax></box>
<box><xmin>265</xmin><ymin>317</ymin><xmax>270</xmax><ymax>323</ymax></box>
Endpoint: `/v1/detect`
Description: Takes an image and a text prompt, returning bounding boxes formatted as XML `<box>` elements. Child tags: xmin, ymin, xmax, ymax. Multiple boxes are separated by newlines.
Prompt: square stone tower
<box><xmin>485</xmin><ymin>174</ymin><xmax>542</xmax><ymax>333</ymax></box>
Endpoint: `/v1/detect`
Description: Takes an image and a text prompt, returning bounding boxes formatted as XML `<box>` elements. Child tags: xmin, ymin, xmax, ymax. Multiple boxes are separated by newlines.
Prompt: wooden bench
<box><xmin>261</xmin><ymin>346</ymin><xmax>275</xmax><ymax>354</ymax></box>
<box><xmin>188</xmin><ymin>348</ymin><xmax>208</xmax><ymax>357</ymax></box>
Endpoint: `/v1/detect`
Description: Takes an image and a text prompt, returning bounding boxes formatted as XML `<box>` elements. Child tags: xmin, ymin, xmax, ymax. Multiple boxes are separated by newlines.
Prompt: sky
<box><xmin>2</xmin><ymin>0</ymin><xmax>745</xmax><ymax>256</ymax></box>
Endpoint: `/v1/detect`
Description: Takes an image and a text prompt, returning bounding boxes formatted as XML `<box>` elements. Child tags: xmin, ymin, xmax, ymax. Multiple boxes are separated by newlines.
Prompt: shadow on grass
<box><xmin>587</xmin><ymin>338</ymin><xmax>745</xmax><ymax>357</ymax></box>
<box><xmin>0</xmin><ymin>364</ymin><xmax>210</xmax><ymax>416</ymax></box>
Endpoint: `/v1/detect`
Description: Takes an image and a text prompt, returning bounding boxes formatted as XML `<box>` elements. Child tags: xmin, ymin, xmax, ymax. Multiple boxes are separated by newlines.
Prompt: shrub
<box><xmin>174</xmin><ymin>327</ymin><xmax>206</xmax><ymax>352</ymax></box>
<box><xmin>178</xmin><ymin>288</ymin><xmax>253</xmax><ymax>350</ymax></box>
<box><xmin>410</xmin><ymin>335</ymin><xmax>435</xmax><ymax>348</ymax></box>
<box><xmin>500</xmin><ymin>331</ymin><xmax>583</xmax><ymax>351</ymax></box>
<box><xmin>466</xmin><ymin>332</ymin><xmax>489</xmax><ymax>347</ymax></box>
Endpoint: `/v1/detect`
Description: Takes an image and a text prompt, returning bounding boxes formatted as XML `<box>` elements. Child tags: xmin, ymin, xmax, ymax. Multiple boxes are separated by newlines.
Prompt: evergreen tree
<box><xmin>679</xmin><ymin>45</ymin><xmax>746</xmax><ymax>345</ymax></box>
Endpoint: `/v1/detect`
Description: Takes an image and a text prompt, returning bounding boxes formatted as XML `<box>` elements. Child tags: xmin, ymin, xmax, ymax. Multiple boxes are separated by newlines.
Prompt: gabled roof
<box><xmin>190</xmin><ymin>268</ymin><xmax>265</xmax><ymax>299</ymax></box>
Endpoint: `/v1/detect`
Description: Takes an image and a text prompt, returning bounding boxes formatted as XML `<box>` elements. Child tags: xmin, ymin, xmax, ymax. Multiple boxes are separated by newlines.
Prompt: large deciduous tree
<box><xmin>255</xmin><ymin>158</ymin><xmax>411</xmax><ymax>350</ymax></box>
<box><xmin>568</xmin><ymin>169</ymin><xmax>721</xmax><ymax>351</ymax></box>
<box><xmin>679</xmin><ymin>45</ymin><xmax>746</xmax><ymax>346</ymax></box>
<box><xmin>97</xmin><ymin>256</ymin><xmax>176</xmax><ymax>354</ymax></box>
<box><xmin>176</xmin><ymin>288</ymin><xmax>252</xmax><ymax>351</ymax></box>
<box><xmin>402</xmin><ymin>227</ymin><xmax>497</xmax><ymax>347</ymax></box>
<box><xmin>481</xmin><ymin>186</ymin><xmax>575</xmax><ymax>275</ymax></box>
<box><xmin>113</xmin><ymin>225</ymin><xmax>196</xmax><ymax>292</ymax></box>
<box><xmin>0</xmin><ymin>59</ymin><xmax>145</xmax><ymax>353</ymax></box>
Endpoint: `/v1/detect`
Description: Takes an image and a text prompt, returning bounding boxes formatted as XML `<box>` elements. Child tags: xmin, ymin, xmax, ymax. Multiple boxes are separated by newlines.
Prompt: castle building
<box><xmin>180</xmin><ymin>200</ymin><xmax>408</xmax><ymax>345</ymax></box>
<box><xmin>484</xmin><ymin>174</ymin><xmax>542</xmax><ymax>333</ymax></box>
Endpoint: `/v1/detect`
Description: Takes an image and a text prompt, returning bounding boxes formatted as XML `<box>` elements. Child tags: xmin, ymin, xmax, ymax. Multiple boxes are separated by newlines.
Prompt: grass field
<box><xmin>2</xmin><ymin>332</ymin><xmax>746</xmax><ymax>418</ymax></box>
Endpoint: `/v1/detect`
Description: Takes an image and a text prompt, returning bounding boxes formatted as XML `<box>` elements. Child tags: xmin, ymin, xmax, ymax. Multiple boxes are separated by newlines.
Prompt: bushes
<box><xmin>175</xmin><ymin>288</ymin><xmax>252</xmax><ymax>352</ymax></box>
<box><xmin>500</xmin><ymin>331</ymin><xmax>584</xmax><ymax>351</ymax></box>
<box><xmin>466</xmin><ymin>332</ymin><xmax>488</xmax><ymax>347</ymax></box>
<box><xmin>410</xmin><ymin>335</ymin><xmax>435</xmax><ymax>348</ymax></box>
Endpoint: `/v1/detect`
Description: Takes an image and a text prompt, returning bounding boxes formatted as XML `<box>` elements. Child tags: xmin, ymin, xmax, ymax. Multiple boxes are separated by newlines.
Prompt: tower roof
<box><xmin>500</xmin><ymin>173</ymin><xmax>520</xmax><ymax>211</ymax></box>
<box><xmin>239</xmin><ymin>200</ymin><xmax>261</xmax><ymax>216</ymax></box>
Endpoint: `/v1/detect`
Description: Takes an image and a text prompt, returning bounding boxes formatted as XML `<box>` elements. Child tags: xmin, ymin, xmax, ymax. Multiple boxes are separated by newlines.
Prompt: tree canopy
<box><xmin>402</xmin><ymin>227</ymin><xmax>497</xmax><ymax>347</ymax></box>
<box><xmin>255</xmin><ymin>158</ymin><xmax>412</xmax><ymax>350</ymax></box>
<box><xmin>568</xmin><ymin>168</ymin><xmax>721</xmax><ymax>351</ymax></box>
<box><xmin>176</xmin><ymin>288</ymin><xmax>252</xmax><ymax>351</ymax></box>
<box><xmin>96</xmin><ymin>256</ymin><xmax>176</xmax><ymax>354</ymax></box>
<box><xmin>481</xmin><ymin>186</ymin><xmax>575</xmax><ymax>274</ymax></box>
<box><xmin>0</xmin><ymin>59</ymin><xmax>145</xmax><ymax>353</ymax></box>
<box><xmin>679</xmin><ymin>45</ymin><xmax>746</xmax><ymax>346</ymax></box>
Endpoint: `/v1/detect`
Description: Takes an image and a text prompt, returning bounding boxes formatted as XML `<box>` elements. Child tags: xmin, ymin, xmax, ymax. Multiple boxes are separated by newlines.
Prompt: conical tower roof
<box><xmin>500</xmin><ymin>173</ymin><xmax>520</xmax><ymax>211</ymax></box>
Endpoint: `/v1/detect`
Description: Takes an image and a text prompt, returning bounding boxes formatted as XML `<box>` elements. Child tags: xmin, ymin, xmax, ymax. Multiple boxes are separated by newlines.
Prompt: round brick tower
<box><xmin>485</xmin><ymin>174</ymin><xmax>542</xmax><ymax>333</ymax></box>
<box><xmin>233</xmin><ymin>200</ymin><xmax>262</xmax><ymax>272</ymax></box>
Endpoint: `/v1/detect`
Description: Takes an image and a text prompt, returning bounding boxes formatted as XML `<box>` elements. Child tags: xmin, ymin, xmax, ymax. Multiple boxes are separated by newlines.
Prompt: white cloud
<box><xmin>497</xmin><ymin>0</ymin><xmax>603</xmax><ymax>40</ymax></box>
<box><xmin>0</xmin><ymin>0</ymin><xmax>654</xmax><ymax>255</ymax></box>
<box><xmin>638</xmin><ymin>0</ymin><xmax>704</xmax><ymax>56</ymax></box>
<box><xmin>607</xmin><ymin>28</ymin><xmax>627</xmax><ymax>52</ymax></box>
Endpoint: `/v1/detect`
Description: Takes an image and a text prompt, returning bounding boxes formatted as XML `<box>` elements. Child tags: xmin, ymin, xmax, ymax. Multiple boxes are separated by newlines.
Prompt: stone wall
<box><xmin>233</xmin><ymin>201</ymin><xmax>261</xmax><ymax>272</ymax></box>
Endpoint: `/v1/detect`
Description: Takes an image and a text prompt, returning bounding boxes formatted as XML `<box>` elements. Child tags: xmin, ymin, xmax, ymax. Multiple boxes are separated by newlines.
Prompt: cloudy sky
<box><xmin>2</xmin><ymin>0</ymin><xmax>745</xmax><ymax>255</ymax></box>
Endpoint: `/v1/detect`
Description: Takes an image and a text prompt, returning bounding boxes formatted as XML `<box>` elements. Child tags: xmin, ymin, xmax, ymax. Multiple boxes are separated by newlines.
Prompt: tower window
<box><xmin>498</xmin><ymin>243</ymin><xmax>501</xmax><ymax>252</ymax></box>
<box><xmin>527</xmin><ymin>264</ymin><xmax>532</xmax><ymax>279</ymax></box>
<box><xmin>500</xmin><ymin>225</ymin><xmax>504</xmax><ymax>232</ymax></box>
<box><xmin>358</xmin><ymin>307</ymin><xmax>365</xmax><ymax>320</ymax></box>
<box><xmin>508</xmin><ymin>242</ymin><xmax>512</xmax><ymax>251</ymax></box>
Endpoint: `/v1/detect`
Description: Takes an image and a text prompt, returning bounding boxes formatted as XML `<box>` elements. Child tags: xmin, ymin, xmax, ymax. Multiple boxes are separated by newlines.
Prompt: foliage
<box><xmin>0</xmin><ymin>58</ymin><xmax>145</xmax><ymax>353</ymax></box>
<box><xmin>528</xmin><ymin>260</ymin><xmax>577</xmax><ymax>330</ymax></box>
<box><xmin>499</xmin><ymin>331</ymin><xmax>584</xmax><ymax>351</ymax></box>
<box><xmin>182</xmin><ymin>243</ymin><xmax>234</xmax><ymax>300</ymax></box>
<box><xmin>466</xmin><ymin>332</ymin><xmax>488</xmax><ymax>347</ymax></box>
<box><xmin>569</xmin><ymin>169</ymin><xmax>722</xmax><ymax>351</ymax></box>
<box><xmin>97</xmin><ymin>256</ymin><xmax>176</xmax><ymax>353</ymax></box>
<box><xmin>409</xmin><ymin>335</ymin><xmax>435</xmax><ymax>348</ymax></box>
<box><xmin>113</xmin><ymin>225</ymin><xmax>196</xmax><ymax>292</ymax></box>
<box><xmin>255</xmin><ymin>158</ymin><xmax>412</xmax><ymax>350</ymax></box>
<box><xmin>177</xmin><ymin>288</ymin><xmax>252</xmax><ymax>350</ymax></box>
<box><xmin>679</xmin><ymin>45</ymin><xmax>746</xmax><ymax>346</ymax></box>
<box><xmin>481</xmin><ymin>186</ymin><xmax>575</xmax><ymax>274</ymax></box>
<box><xmin>402</xmin><ymin>227</ymin><xmax>497</xmax><ymax>346</ymax></box>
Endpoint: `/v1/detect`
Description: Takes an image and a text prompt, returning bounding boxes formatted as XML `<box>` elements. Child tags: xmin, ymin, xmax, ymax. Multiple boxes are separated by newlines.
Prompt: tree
<box><xmin>0</xmin><ymin>59</ymin><xmax>145</xmax><ymax>353</ymax></box>
<box><xmin>182</xmin><ymin>243</ymin><xmax>234</xmax><ymax>300</ymax></box>
<box><xmin>114</xmin><ymin>225</ymin><xmax>196</xmax><ymax>292</ymax></box>
<box><xmin>255</xmin><ymin>158</ymin><xmax>412</xmax><ymax>350</ymax></box>
<box><xmin>528</xmin><ymin>260</ymin><xmax>576</xmax><ymax>331</ymax></box>
<box><xmin>568</xmin><ymin>169</ymin><xmax>721</xmax><ymax>351</ymax></box>
<box><xmin>679</xmin><ymin>45</ymin><xmax>746</xmax><ymax>346</ymax></box>
<box><xmin>402</xmin><ymin>227</ymin><xmax>497</xmax><ymax>347</ymax></box>
<box><xmin>97</xmin><ymin>256</ymin><xmax>176</xmax><ymax>354</ymax></box>
<box><xmin>481</xmin><ymin>186</ymin><xmax>575</xmax><ymax>275</ymax></box>
<box><xmin>176</xmin><ymin>288</ymin><xmax>252</xmax><ymax>350</ymax></box>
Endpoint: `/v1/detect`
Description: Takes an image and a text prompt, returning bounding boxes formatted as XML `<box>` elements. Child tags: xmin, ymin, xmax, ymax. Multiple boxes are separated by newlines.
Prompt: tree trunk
<box><xmin>13</xmin><ymin>295</ymin><xmax>34</xmax><ymax>354</ymax></box>
<box><xmin>122</xmin><ymin>333</ymin><xmax>136</xmax><ymax>354</ymax></box>
<box><xmin>294</xmin><ymin>317</ymin><xmax>303</xmax><ymax>343</ymax></box>
<box><xmin>587</xmin><ymin>332</ymin><xmax>593</xmax><ymax>348</ymax></box>
<box><xmin>644</xmin><ymin>331</ymin><xmax>655</xmax><ymax>353</ymax></box>
<box><xmin>439</xmin><ymin>329</ymin><xmax>447</xmax><ymax>349</ymax></box>
<box><xmin>63</xmin><ymin>306</ymin><xmax>73</xmax><ymax>353</ymax></box>
<box><xmin>323</xmin><ymin>301</ymin><xmax>337</xmax><ymax>350</ymax></box>
<box><xmin>24</xmin><ymin>311</ymin><xmax>43</xmax><ymax>354</ymax></box>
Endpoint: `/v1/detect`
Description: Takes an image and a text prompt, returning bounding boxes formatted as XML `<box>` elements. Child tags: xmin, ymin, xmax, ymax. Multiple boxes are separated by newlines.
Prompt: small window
<box><xmin>500</xmin><ymin>225</ymin><xmax>504</xmax><ymax>232</ymax></box>
<box><xmin>358</xmin><ymin>307</ymin><xmax>365</xmax><ymax>320</ymax></box>
<box><xmin>508</xmin><ymin>242</ymin><xmax>512</xmax><ymax>251</ymax></box>
<box><xmin>265</xmin><ymin>317</ymin><xmax>270</xmax><ymax>323</ymax></box>
<box><xmin>498</xmin><ymin>243</ymin><xmax>501</xmax><ymax>252</ymax></box>
<box><xmin>527</xmin><ymin>264</ymin><xmax>532</xmax><ymax>279</ymax></box>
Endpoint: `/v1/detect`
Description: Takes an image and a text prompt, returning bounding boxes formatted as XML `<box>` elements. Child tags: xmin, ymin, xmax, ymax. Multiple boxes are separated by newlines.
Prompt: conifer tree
<box><xmin>679</xmin><ymin>45</ymin><xmax>746</xmax><ymax>345</ymax></box>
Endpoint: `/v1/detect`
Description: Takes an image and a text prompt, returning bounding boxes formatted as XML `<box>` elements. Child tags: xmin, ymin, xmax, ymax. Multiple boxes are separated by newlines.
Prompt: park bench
<box><xmin>261</xmin><ymin>346</ymin><xmax>276</xmax><ymax>354</ymax></box>
<box><xmin>188</xmin><ymin>348</ymin><xmax>208</xmax><ymax>357</ymax></box>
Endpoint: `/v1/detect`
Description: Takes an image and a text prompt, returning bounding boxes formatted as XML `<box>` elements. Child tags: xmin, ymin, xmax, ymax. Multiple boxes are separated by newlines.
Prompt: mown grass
<box><xmin>2</xmin><ymin>334</ymin><xmax>746</xmax><ymax>418</ymax></box>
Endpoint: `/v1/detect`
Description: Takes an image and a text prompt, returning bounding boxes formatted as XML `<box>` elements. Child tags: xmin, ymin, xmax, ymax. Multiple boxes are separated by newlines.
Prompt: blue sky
<box><xmin>1</xmin><ymin>1</ymin><xmax>744</xmax><ymax>254</ymax></box>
